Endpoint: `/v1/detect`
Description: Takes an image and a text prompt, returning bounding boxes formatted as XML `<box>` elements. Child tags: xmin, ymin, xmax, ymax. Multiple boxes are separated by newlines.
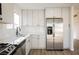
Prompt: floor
<box><xmin>29</xmin><ymin>40</ymin><xmax>79</xmax><ymax>55</ymax></box>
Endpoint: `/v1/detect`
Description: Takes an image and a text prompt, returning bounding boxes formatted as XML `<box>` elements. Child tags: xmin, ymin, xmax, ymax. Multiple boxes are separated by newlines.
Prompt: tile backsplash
<box><xmin>0</xmin><ymin>24</ymin><xmax>16</xmax><ymax>43</ymax></box>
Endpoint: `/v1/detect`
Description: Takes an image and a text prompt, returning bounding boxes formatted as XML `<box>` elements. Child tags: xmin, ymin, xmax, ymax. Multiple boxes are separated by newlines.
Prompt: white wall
<box><xmin>0</xmin><ymin>4</ymin><xmax>21</xmax><ymax>43</ymax></box>
<box><xmin>73</xmin><ymin>7</ymin><xmax>79</xmax><ymax>40</ymax></box>
<box><xmin>69</xmin><ymin>6</ymin><xmax>79</xmax><ymax>51</ymax></box>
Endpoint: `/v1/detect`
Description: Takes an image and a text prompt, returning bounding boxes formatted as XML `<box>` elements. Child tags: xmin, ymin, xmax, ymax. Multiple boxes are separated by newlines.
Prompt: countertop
<box><xmin>0</xmin><ymin>34</ymin><xmax>31</xmax><ymax>45</ymax></box>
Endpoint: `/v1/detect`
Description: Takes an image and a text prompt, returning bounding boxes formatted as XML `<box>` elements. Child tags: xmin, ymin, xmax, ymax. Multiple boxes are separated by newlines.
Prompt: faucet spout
<box><xmin>16</xmin><ymin>27</ymin><xmax>21</xmax><ymax>37</ymax></box>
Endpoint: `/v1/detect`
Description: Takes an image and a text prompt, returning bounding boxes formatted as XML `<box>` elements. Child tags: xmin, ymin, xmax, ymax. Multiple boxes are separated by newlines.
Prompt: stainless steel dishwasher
<box><xmin>46</xmin><ymin>18</ymin><xmax>63</xmax><ymax>50</ymax></box>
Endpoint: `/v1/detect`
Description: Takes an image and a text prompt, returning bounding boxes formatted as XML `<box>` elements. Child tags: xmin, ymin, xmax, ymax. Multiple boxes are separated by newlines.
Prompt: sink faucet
<box><xmin>16</xmin><ymin>27</ymin><xmax>21</xmax><ymax>37</ymax></box>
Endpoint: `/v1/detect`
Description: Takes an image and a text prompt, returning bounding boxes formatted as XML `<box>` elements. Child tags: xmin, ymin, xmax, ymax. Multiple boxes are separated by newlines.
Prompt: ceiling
<box><xmin>15</xmin><ymin>3</ymin><xmax>79</xmax><ymax>9</ymax></box>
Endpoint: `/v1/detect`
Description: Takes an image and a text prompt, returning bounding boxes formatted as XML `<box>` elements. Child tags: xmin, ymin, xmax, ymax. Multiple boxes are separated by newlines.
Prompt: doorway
<box><xmin>73</xmin><ymin>7</ymin><xmax>79</xmax><ymax>51</ymax></box>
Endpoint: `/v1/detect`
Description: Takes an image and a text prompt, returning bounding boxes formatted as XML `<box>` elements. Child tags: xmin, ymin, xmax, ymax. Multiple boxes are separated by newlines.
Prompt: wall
<box><xmin>73</xmin><ymin>7</ymin><xmax>79</xmax><ymax>40</ymax></box>
<box><xmin>0</xmin><ymin>3</ymin><xmax>21</xmax><ymax>43</ymax></box>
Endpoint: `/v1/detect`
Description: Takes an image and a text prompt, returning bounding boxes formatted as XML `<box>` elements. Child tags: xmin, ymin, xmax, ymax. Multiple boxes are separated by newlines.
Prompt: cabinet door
<box><xmin>22</xmin><ymin>10</ymin><xmax>28</xmax><ymax>26</ymax></box>
<box><xmin>39</xmin><ymin>35</ymin><xmax>46</xmax><ymax>49</ymax></box>
<box><xmin>53</xmin><ymin>8</ymin><xmax>62</xmax><ymax>17</ymax></box>
<box><xmin>38</xmin><ymin>9</ymin><xmax>44</xmax><ymax>26</ymax></box>
<box><xmin>28</xmin><ymin>39</ymin><xmax>31</xmax><ymax>52</ymax></box>
<box><xmin>27</xmin><ymin>10</ymin><xmax>33</xmax><ymax>26</ymax></box>
<box><xmin>26</xmin><ymin>39</ymin><xmax>29</xmax><ymax>55</ymax></box>
<box><xmin>21</xmin><ymin>40</ymin><xmax>26</xmax><ymax>55</ymax></box>
<box><xmin>2</xmin><ymin>4</ymin><xmax>14</xmax><ymax>24</ymax></box>
<box><xmin>62</xmin><ymin>7</ymin><xmax>70</xmax><ymax>48</ymax></box>
<box><xmin>45</xmin><ymin>8</ymin><xmax>54</xmax><ymax>18</ymax></box>
<box><xmin>28</xmin><ymin>37</ymin><xmax>31</xmax><ymax>50</ymax></box>
<box><xmin>26</xmin><ymin>38</ymin><xmax>31</xmax><ymax>55</ymax></box>
<box><xmin>32</xmin><ymin>10</ymin><xmax>39</xmax><ymax>26</ymax></box>
<box><xmin>45</xmin><ymin>8</ymin><xmax>62</xmax><ymax>18</ymax></box>
<box><xmin>14</xmin><ymin>48</ymin><xmax>22</xmax><ymax>55</ymax></box>
<box><xmin>31</xmin><ymin>35</ymin><xmax>39</xmax><ymax>49</ymax></box>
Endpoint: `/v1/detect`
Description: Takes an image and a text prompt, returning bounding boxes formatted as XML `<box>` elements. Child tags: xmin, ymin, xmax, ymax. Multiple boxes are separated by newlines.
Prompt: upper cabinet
<box><xmin>2</xmin><ymin>3</ymin><xmax>21</xmax><ymax>26</ymax></box>
<box><xmin>22</xmin><ymin>9</ymin><xmax>44</xmax><ymax>26</ymax></box>
<box><xmin>45</xmin><ymin>8</ymin><xmax>62</xmax><ymax>18</ymax></box>
<box><xmin>27</xmin><ymin>9</ymin><xmax>33</xmax><ymax>26</ymax></box>
<box><xmin>32</xmin><ymin>9</ymin><xmax>39</xmax><ymax>26</ymax></box>
<box><xmin>2</xmin><ymin>4</ymin><xmax>14</xmax><ymax>24</ymax></box>
<box><xmin>22</xmin><ymin>10</ymin><xmax>28</xmax><ymax>26</ymax></box>
<box><xmin>38</xmin><ymin>9</ymin><xmax>44</xmax><ymax>26</ymax></box>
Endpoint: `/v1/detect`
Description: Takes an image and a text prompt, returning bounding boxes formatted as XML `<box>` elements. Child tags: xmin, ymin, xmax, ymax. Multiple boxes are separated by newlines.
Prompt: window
<box><xmin>14</xmin><ymin>13</ymin><xmax>20</xmax><ymax>29</ymax></box>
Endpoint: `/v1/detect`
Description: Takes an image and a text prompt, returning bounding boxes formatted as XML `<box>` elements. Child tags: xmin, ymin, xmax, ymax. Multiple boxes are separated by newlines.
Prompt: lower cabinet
<box><xmin>14</xmin><ymin>34</ymin><xmax>46</xmax><ymax>55</ymax></box>
<box><xmin>14</xmin><ymin>37</ymin><xmax>31</xmax><ymax>55</ymax></box>
<box><xmin>14</xmin><ymin>47</ymin><xmax>22</xmax><ymax>55</ymax></box>
<box><xmin>26</xmin><ymin>36</ymin><xmax>31</xmax><ymax>55</ymax></box>
<box><xmin>39</xmin><ymin>35</ymin><xmax>46</xmax><ymax>49</ymax></box>
<box><xmin>14</xmin><ymin>40</ymin><xmax>26</xmax><ymax>55</ymax></box>
<box><xmin>31</xmin><ymin>35</ymin><xmax>39</xmax><ymax>49</ymax></box>
<box><xmin>31</xmin><ymin>34</ymin><xmax>45</xmax><ymax>49</ymax></box>
<box><xmin>26</xmin><ymin>38</ymin><xmax>31</xmax><ymax>55</ymax></box>
<box><xmin>21</xmin><ymin>40</ymin><xmax>26</xmax><ymax>55</ymax></box>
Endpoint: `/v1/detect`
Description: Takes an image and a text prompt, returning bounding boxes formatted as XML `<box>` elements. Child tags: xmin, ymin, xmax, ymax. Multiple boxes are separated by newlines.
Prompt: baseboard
<box><xmin>46</xmin><ymin>49</ymin><xmax>64</xmax><ymax>51</ymax></box>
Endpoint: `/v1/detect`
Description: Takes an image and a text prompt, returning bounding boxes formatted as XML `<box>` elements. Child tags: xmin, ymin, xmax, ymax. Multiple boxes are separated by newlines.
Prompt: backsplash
<box><xmin>0</xmin><ymin>24</ymin><xmax>16</xmax><ymax>43</ymax></box>
<box><xmin>21</xmin><ymin>25</ymin><xmax>45</xmax><ymax>35</ymax></box>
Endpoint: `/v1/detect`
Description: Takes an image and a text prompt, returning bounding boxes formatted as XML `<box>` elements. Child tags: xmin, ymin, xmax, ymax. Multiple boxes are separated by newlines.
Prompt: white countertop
<box><xmin>0</xmin><ymin>34</ymin><xmax>30</xmax><ymax>45</ymax></box>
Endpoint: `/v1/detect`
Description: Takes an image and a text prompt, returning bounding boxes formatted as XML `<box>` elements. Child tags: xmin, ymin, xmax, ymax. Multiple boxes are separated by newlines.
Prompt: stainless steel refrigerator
<box><xmin>46</xmin><ymin>18</ymin><xmax>63</xmax><ymax>50</ymax></box>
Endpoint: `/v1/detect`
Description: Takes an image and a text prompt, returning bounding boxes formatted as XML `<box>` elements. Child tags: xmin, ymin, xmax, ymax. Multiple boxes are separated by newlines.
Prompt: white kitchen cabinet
<box><xmin>31</xmin><ymin>35</ymin><xmax>39</xmax><ymax>49</ymax></box>
<box><xmin>2</xmin><ymin>4</ymin><xmax>14</xmax><ymax>24</ymax></box>
<box><xmin>45</xmin><ymin>8</ymin><xmax>62</xmax><ymax>18</ymax></box>
<box><xmin>26</xmin><ymin>36</ymin><xmax>31</xmax><ymax>55</ymax></box>
<box><xmin>14</xmin><ymin>47</ymin><xmax>22</xmax><ymax>55</ymax></box>
<box><xmin>22</xmin><ymin>9</ymin><xmax>45</xmax><ymax>26</ymax></box>
<box><xmin>27</xmin><ymin>9</ymin><xmax>33</xmax><ymax>26</ymax></box>
<box><xmin>62</xmin><ymin>7</ymin><xmax>70</xmax><ymax>49</ymax></box>
<box><xmin>28</xmin><ymin>36</ymin><xmax>31</xmax><ymax>50</ymax></box>
<box><xmin>38</xmin><ymin>9</ymin><xmax>45</xmax><ymax>26</ymax></box>
<box><xmin>31</xmin><ymin>34</ymin><xmax>46</xmax><ymax>49</ymax></box>
<box><xmin>38</xmin><ymin>35</ymin><xmax>46</xmax><ymax>49</ymax></box>
<box><xmin>53</xmin><ymin>8</ymin><xmax>62</xmax><ymax>17</ymax></box>
<box><xmin>22</xmin><ymin>10</ymin><xmax>28</xmax><ymax>26</ymax></box>
<box><xmin>26</xmin><ymin>40</ymin><xmax>29</xmax><ymax>55</ymax></box>
<box><xmin>32</xmin><ymin>9</ymin><xmax>39</xmax><ymax>26</ymax></box>
<box><xmin>14</xmin><ymin>40</ymin><xmax>26</xmax><ymax>55</ymax></box>
<box><xmin>45</xmin><ymin>8</ymin><xmax>54</xmax><ymax>18</ymax></box>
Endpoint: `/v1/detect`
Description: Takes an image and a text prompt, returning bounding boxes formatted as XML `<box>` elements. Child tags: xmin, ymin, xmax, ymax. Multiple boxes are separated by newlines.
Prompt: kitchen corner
<box><xmin>12</xmin><ymin>34</ymin><xmax>31</xmax><ymax>55</ymax></box>
<box><xmin>0</xmin><ymin>34</ymin><xmax>31</xmax><ymax>55</ymax></box>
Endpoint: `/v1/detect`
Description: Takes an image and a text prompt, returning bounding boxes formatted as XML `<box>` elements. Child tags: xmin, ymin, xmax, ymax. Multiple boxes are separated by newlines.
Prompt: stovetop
<box><xmin>0</xmin><ymin>43</ymin><xmax>10</xmax><ymax>51</ymax></box>
<box><xmin>0</xmin><ymin>43</ymin><xmax>16</xmax><ymax>55</ymax></box>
